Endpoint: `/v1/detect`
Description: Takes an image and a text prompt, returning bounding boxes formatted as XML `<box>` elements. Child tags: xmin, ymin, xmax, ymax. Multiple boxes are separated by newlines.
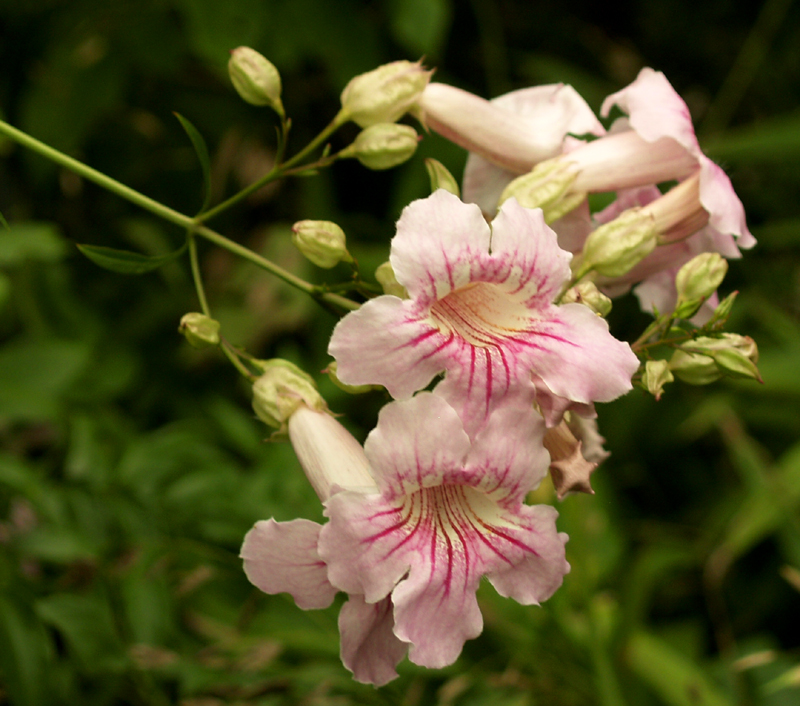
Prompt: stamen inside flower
<box><xmin>429</xmin><ymin>283</ymin><xmax>532</xmax><ymax>347</ymax></box>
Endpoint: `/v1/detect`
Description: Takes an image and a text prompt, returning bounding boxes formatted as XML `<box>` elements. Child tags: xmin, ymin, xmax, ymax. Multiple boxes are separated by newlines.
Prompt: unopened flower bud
<box><xmin>179</xmin><ymin>312</ymin><xmax>220</xmax><ymax>347</ymax></box>
<box><xmin>291</xmin><ymin>220</ymin><xmax>352</xmax><ymax>268</ymax></box>
<box><xmin>560</xmin><ymin>281</ymin><xmax>612</xmax><ymax>316</ymax></box>
<box><xmin>424</xmin><ymin>158</ymin><xmax>460</xmax><ymax>197</ymax></box>
<box><xmin>339</xmin><ymin>60</ymin><xmax>433</xmax><ymax>127</ymax></box>
<box><xmin>340</xmin><ymin>123</ymin><xmax>419</xmax><ymax>170</ymax></box>
<box><xmin>708</xmin><ymin>291</ymin><xmax>738</xmax><ymax>326</ymax></box>
<box><xmin>325</xmin><ymin>361</ymin><xmax>382</xmax><ymax>395</ymax></box>
<box><xmin>251</xmin><ymin>359</ymin><xmax>327</xmax><ymax>432</ymax></box>
<box><xmin>641</xmin><ymin>359</ymin><xmax>673</xmax><ymax>400</ymax></box>
<box><xmin>499</xmin><ymin>157</ymin><xmax>584</xmax><ymax>223</ymax></box>
<box><xmin>674</xmin><ymin>252</ymin><xmax>728</xmax><ymax>319</ymax></box>
<box><xmin>669</xmin><ymin>334</ymin><xmax>761</xmax><ymax>385</ymax></box>
<box><xmin>375</xmin><ymin>261</ymin><xmax>407</xmax><ymax>298</ymax></box>
<box><xmin>228</xmin><ymin>47</ymin><xmax>284</xmax><ymax>116</ymax></box>
<box><xmin>575</xmin><ymin>208</ymin><xmax>658</xmax><ymax>279</ymax></box>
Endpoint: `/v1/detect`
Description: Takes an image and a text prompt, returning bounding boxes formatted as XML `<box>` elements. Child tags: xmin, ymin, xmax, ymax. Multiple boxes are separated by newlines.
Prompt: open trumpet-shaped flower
<box><xmin>242</xmin><ymin>394</ymin><xmax>569</xmax><ymax>683</ymax></box>
<box><xmin>320</xmin><ymin>393</ymin><xmax>570</xmax><ymax>669</ymax></box>
<box><xmin>329</xmin><ymin>189</ymin><xmax>639</xmax><ymax>434</ymax></box>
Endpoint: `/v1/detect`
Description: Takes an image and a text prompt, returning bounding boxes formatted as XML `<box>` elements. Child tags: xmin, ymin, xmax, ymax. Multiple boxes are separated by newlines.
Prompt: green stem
<box><xmin>187</xmin><ymin>233</ymin><xmax>210</xmax><ymax>316</ymax></box>
<box><xmin>0</xmin><ymin>119</ymin><xmax>359</xmax><ymax>312</ymax></box>
<box><xmin>196</xmin><ymin>112</ymin><xmax>346</xmax><ymax>224</ymax></box>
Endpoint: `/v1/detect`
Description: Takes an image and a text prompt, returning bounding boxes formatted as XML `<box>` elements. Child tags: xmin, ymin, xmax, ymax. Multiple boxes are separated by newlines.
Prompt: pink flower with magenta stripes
<box><xmin>328</xmin><ymin>189</ymin><xmax>639</xmax><ymax>433</ymax></box>
<box><xmin>241</xmin><ymin>394</ymin><xmax>569</xmax><ymax>683</ymax></box>
<box><xmin>319</xmin><ymin>393</ymin><xmax>569</xmax><ymax>669</ymax></box>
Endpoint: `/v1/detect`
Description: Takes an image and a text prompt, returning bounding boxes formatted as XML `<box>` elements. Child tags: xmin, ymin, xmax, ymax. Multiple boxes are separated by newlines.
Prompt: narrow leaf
<box><xmin>76</xmin><ymin>242</ymin><xmax>186</xmax><ymax>275</ymax></box>
<box><xmin>0</xmin><ymin>209</ymin><xmax>9</xmax><ymax>230</ymax></box>
<box><xmin>174</xmin><ymin>112</ymin><xmax>212</xmax><ymax>213</ymax></box>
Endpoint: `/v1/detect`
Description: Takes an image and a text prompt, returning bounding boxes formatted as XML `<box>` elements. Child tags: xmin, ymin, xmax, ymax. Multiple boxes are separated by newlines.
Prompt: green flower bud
<box><xmin>325</xmin><ymin>361</ymin><xmax>383</xmax><ymax>395</ymax></box>
<box><xmin>251</xmin><ymin>359</ymin><xmax>327</xmax><ymax>432</ymax></box>
<box><xmin>179</xmin><ymin>312</ymin><xmax>220</xmax><ymax>348</ymax></box>
<box><xmin>674</xmin><ymin>252</ymin><xmax>728</xmax><ymax>319</ymax></box>
<box><xmin>641</xmin><ymin>359</ymin><xmax>674</xmax><ymax>400</ymax></box>
<box><xmin>576</xmin><ymin>208</ymin><xmax>658</xmax><ymax>279</ymax></box>
<box><xmin>291</xmin><ymin>220</ymin><xmax>352</xmax><ymax>268</ymax></box>
<box><xmin>669</xmin><ymin>334</ymin><xmax>761</xmax><ymax>385</ymax></box>
<box><xmin>375</xmin><ymin>261</ymin><xmax>407</xmax><ymax>298</ymax></box>
<box><xmin>339</xmin><ymin>60</ymin><xmax>433</xmax><ymax>128</ymax></box>
<box><xmin>228</xmin><ymin>46</ymin><xmax>284</xmax><ymax>116</ymax></box>
<box><xmin>560</xmin><ymin>281</ymin><xmax>612</xmax><ymax>317</ymax></box>
<box><xmin>424</xmin><ymin>158</ymin><xmax>460</xmax><ymax>197</ymax></box>
<box><xmin>498</xmin><ymin>157</ymin><xmax>584</xmax><ymax>223</ymax></box>
<box><xmin>341</xmin><ymin>123</ymin><xmax>419</xmax><ymax>171</ymax></box>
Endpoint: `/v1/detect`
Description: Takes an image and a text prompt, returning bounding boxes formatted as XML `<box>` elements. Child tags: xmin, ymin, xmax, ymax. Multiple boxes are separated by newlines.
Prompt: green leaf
<box><xmin>627</xmin><ymin>631</ymin><xmax>734</xmax><ymax>706</ymax></box>
<box><xmin>36</xmin><ymin>593</ymin><xmax>126</xmax><ymax>673</ymax></box>
<box><xmin>389</xmin><ymin>0</ymin><xmax>452</xmax><ymax>57</ymax></box>
<box><xmin>174</xmin><ymin>112</ymin><xmax>212</xmax><ymax>213</ymax></box>
<box><xmin>704</xmin><ymin>111</ymin><xmax>800</xmax><ymax>163</ymax></box>
<box><xmin>0</xmin><ymin>596</ymin><xmax>53</xmax><ymax>706</ymax></box>
<box><xmin>0</xmin><ymin>209</ymin><xmax>9</xmax><ymax>229</ymax></box>
<box><xmin>76</xmin><ymin>241</ymin><xmax>186</xmax><ymax>274</ymax></box>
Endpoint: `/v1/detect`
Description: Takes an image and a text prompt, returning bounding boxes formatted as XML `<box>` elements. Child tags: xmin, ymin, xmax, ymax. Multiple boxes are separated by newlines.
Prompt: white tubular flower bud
<box><xmin>291</xmin><ymin>220</ymin><xmax>352</xmax><ymax>268</ymax></box>
<box><xmin>641</xmin><ymin>359</ymin><xmax>674</xmax><ymax>400</ymax></box>
<box><xmin>179</xmin><ymin>312</ymin><xmax>220</xmax><ymax>347</ymax></box>
<box><xmin>424</xmin><ymin>159</ymin><xmax>460</xmax><ymax>197</ymax></box>
<box><xmin>251</xmin><ymin>359</ymin><xmax>327</xmax><ymax>432</ymax></box>
<box><xmin>575</xmin><ymin>209</ymin><xmax>658</xmax><ymax>279</ymax></box>
<box><xmin>228</xmin><ymin>47</ymin><xmax>284</xmax><ymax>117</ymax></box>
<box><xmin>340</xmin><ymin>123</ymin><xmax>419</xmax><ymax>170</ymax></box>
<box><xmin>339</xmin><ymin>60</ymin><xmax>433</xmax><ymax>128</ymax></box>
<box><xmin>288</xmin><ymin>406</ymin><xmax>377</xmax><ymax>502</ymax></box>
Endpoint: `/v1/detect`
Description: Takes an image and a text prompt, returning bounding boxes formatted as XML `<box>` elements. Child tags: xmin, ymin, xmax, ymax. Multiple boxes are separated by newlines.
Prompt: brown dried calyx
<box><xmin>543</xmin><ymin>421</ymin><xmax>598</xmax><ymax>500</ymax></box>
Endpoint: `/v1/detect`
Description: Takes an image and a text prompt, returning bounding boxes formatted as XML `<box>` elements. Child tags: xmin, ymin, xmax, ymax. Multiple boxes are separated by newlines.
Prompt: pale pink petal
<box><xmin>363</xmin><ymin>392</ymin><xmax>471</xmax><ymax>498</ymax></box>
<box><xmin>487</xmin><ymin>505</ymin><xmax>569</xmax><ymax>604</ymax></box>
<box><xmin>600</xmin><ymin>68</ymin><xmax>754</xmax><ymax>248</ymax></box>
<box><xmin>241</xmin><ymin>519</ymin><xmax>336</xmax><ymax>610</ymax></box>
<box><xmin>461</xmin><ymin>84</ymin><xmax>605</xmax><ymax>213</ymax></box>
<box><xmin>550</xmin><ymin>200</ymin><xmax>593</xmax><ymax>254</ymax></box>
<box><xmin>391</xmin><ymin>189</ymin><xmax>491</xmax><ymax>305</ymax></box>
<box><xmin>420</xmin><ymin>83</ymin><xmax>602</xmax><ymax>174</ymax></box>
<box><xmin>594</xmin><ymin>185</ymin><xmax>662</xmax><ymax>225</ymax></box>
<box><xmin>327</xmin><ymin>296</ymin><xmax>444</xmax><ymax>399</ymax></box>
<box><xmin>531</xmin><ymin>304</ymin><xmax>639</xmax><ymax>405</ymax></box>
<box><xmin>339</xmin><ymin>595</ymin><xmax>408</xmax><ymax>686</ymax></box>
<box><xmin>600</xmin><ymin>68</ymin><xmax>699</xmax><ymax>156</ymax></box>
<box><xmin>698</xmin><ymin>157</ymin><xmax>755</xmax><ymax>248</ymax></box>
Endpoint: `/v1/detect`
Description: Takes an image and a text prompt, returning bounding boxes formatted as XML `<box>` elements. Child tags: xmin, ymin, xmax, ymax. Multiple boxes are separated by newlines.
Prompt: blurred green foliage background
<box><xmin>2</xmin><ymin>0</ymin><xmax>800</xmax><ymax>704</ymax></box>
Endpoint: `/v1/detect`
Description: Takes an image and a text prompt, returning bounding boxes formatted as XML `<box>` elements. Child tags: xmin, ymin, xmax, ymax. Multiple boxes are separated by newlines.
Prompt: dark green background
<box><xmin>1</xmin><ymin>1</ymin><xmax>800</xmax><ymax>704</ymax></box>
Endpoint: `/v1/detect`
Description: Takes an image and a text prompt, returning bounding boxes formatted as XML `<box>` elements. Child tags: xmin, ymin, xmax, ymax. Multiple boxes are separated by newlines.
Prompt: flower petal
<box><xmin>328</xmin><ymin>296</ymin><xmax>444</xmax><ymax>399</ymax></box>
<box><xmin>487</xmin><ymin>505</ymin><xmax>569</xmax><ymax>604</ymax></box>
<box><xmin>241</xmin><ymin>519</ymin><xmax>336</xmax><ymax>610</ymax></box>
<box><xmin>339</xmin><ymin>595</ymin><xmax>409</xmax><ymax>686</ymax></box>
<box><xmin>391</xmin><ymin>189</ymin><xmax>491</xmax><ymax>305</ymax></box>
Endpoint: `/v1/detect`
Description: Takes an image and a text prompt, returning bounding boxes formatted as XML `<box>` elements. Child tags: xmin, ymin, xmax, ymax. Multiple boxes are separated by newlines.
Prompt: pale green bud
<box><xmin>375</xmin><ymin>261</ymin><xmax>407</xmax><ymax>298</ymax></box>
<box><xmin>708</xmin><ymin>291</ymin><xmax>738</xmax><ymax>326</ymax></box>
<box><xmin>424</xmin><ymin>158</ymin><xmax>460</xmax><ymax>197</ymax></box>
<box><xmin>179</xmin><ymin>312</ymin><xmax>220</xmax><ymax>348</ymax></box>
<box><xmin>576</xmin><ymin>208</ymin><xmax>658</xmax><ymax>279</ymax></box>
<box><xmin>251</xmin><ymin>359</ymin><xmax>327</xmax><ymax>431</ymax></box>
<box><xmin>669</xmin><ymin>334</ymin><xmax>761</xmax><ymax>385</ymax></box>
<box><xmin>340</xmin><ymin>123</ymin><xmax>419</xmax><ymax>170</ymax></box>
<box><xmin>228</xmin><ymin>47</ymin><xmax>284</xmax><ymax>116</ymax></box>
<box><xmin>674</xmin><ymin>253</ymin><xmax>728</xmax><ymax>319</ymax></box>
<box><xmin>498</xmin><ymin>157</ymin><xmax>584</xmax><ymax>223</ymax></box>
<box><xmin>641</xmin><ymin>359</ymin><xmax>674</xmax><ymax>400</ymax></box>
<box><xmin>325</xmin><ymin>361</ymin><xmax>383</xmax><ymax>395</ymax></box>
<box><xmin>560</xmin><ymin>281</ymin><xmax>612</xmax><ymax>317</ymax></box>
<box><xmin>291</xmin><ymin>220</ymin><xmax>352</xmax><ymax>268</ymax></box>
<box><xmin>339</xmin><ymin>60</ymin><xmax>433</xmax><ymax>128</ymax></box>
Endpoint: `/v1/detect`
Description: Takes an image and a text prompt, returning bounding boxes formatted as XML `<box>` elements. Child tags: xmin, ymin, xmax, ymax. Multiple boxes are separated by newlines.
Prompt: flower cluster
<box><xmin>241</xmin><ymin>64</ymin><xmax>756</xmax><ymax>685</ymax></box>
